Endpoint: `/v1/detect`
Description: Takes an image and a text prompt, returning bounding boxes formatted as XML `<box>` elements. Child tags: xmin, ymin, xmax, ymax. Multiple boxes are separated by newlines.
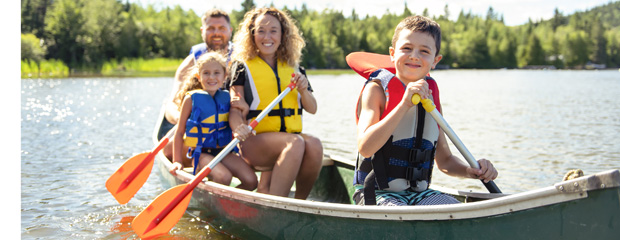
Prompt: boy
<box><xmin>353</xmin><ymin>16</ymin><xmax>498</xmax><ymax>206</ymax></box>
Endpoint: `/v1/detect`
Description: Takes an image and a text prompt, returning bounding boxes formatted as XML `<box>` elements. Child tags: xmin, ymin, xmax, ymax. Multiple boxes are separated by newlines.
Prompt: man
<box><xmin>163</xmin><ymin>9</ymin><xmax>233</xmax><ymax>131</ymax></box>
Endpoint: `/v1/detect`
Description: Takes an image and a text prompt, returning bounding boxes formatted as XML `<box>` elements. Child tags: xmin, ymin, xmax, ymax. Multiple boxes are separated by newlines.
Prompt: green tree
<box><xmin>563</xmin><ymin>31</ymin><xmax>589</xmax><ymax>68</ymax></box>
<box><xmin>21</xmin><ymin>0</ymin><xmax>51</xmax><ymax>37</ymax></box>
<box><xmin>607</xmin><ymin>34</ymin><xmax>620</xmax><ymax>67</ymax></box>
<box><xmin>232</xmin><ymin>0</ymin><xmax>256</xmax><ymax>27</ymax></box>
<box><xmin>549</xmin><ymin>36</ymin><xmax>564</xmax><ymax>68</ymax></box>
<box><xmin>439</xmin><ymin>4</ymin><xmax>450</xmax><ymax>21</ymax></box>
<box><xmin>523</xmin><ymin>34</ymin><xmax>546</xmax><ymax>66</ymax></box>
<box><xmin>156</xmin><ymin>6</ymin><xmax>200</xmax><ymax>58</ymax></box>
<box><xmin>499</xmin><ymin>35</ymin><xmax>518</xmax><ymax>68</ymax></box>
<box><xmin>21</xmin><ymin>33</ymin><xmax>46</xmax><ymax>63</ymax></box>
<box><xmin>22</xmin><ymin>0</ymin><xmax>620</xmax><ymax>71</ymax></box>
<box><xmin>486</xmin><ymin>23</ymin><xmax>516</xmax><ymax>68</ymax></box>
<box><xmin>358</xmin><ymin>30</ymin><xmax>370</xmax><ymax>52</ymax></box>
<box><xmin>454</xmin><ymin>26</ymin><xmax>490</xmax><ymax>68</ymax></box>
<box><xmin>44</xmin><ymin>0</ymin><xmax>86</xmax><ymax>71</ymax></box>
<box><xmin>241</xmin><ymin>0</ymin><xmax>255</xmax><ymax>12</ymax></box>
<box><xmin>402</xmin><ymin>2</ymin><xmax>412</xmax><ymax>17</ymax></box>
<box><xmin>550</xmin><ymin>8</ymin><xmax>566</xmax><ymax>32</ymax></box>
<box><xmin>116</xmin><ymin>11</ymin><xmax>140</xmax><ymax>58</ymax></box>
<box><xmin>486</xmin><ymin>6</ymin><xmax>497</xmax><ymax>21</ymax></box>
<box><xmin>590</xmin><ymin>16</ymin><xmax>607</xmax><ymax>64</ymax></box>
<box><xmin>81</xmin><ymin>0</ymin><xmax>123</xmax><ymax>68</ymax></box>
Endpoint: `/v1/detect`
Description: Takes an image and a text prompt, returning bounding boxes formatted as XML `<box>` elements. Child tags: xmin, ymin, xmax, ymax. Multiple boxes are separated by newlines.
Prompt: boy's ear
<box><xmin>431</xmin><ymin>54</ymin><xmax>443</xmax><ymax>69</ymax></box>
<box><xmin>389</xmin><ymin>47</ymin><xmax>395</xmax><ymax>62</ymax></box>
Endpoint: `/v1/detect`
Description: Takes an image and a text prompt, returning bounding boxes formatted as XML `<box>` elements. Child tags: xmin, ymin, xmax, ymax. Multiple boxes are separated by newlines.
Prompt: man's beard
<box><xmin>207</xmin><ymin>36</ymin><xmax>228</xmax><ymax>51</ymax></box>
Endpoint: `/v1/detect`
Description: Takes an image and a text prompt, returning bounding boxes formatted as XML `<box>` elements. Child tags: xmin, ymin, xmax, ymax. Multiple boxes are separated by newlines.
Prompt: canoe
<box><xmin>152</xmin><ymin>112</ymin><xmax>620</xmax><ymax>239</ymax></box>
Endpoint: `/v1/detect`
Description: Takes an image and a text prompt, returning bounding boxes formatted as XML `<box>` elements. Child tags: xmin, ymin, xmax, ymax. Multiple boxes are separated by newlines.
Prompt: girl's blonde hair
<box><xmin>231</xmin><ymin>7</ymin><xmax>305</xmax><ymax>67</ymax></box>
<box><xmin>174</xmin><ymin>52</ymin><xmax>227</xmax><ymax>109</ymax></box>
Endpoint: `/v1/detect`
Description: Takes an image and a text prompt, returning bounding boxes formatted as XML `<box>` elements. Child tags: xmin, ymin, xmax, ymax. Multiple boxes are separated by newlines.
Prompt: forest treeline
<box><xmin>21</xmin><ymin>0</ymin><xmax>620</xmax><ymax>74</ymax></box>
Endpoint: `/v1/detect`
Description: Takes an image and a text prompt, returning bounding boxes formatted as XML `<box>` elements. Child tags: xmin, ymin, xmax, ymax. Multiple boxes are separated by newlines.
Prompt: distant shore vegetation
<box><xmin>21</xmin><ymin>0</ymin><xmax>620</xmax><ymax>78</ymax></box>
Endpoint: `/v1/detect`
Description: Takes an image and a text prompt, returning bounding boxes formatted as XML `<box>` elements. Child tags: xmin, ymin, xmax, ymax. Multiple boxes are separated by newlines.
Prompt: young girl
<box><xmin>170</xmin><ymin>52</ymin><xmax>257</xmax><ymax>191</ymax></box>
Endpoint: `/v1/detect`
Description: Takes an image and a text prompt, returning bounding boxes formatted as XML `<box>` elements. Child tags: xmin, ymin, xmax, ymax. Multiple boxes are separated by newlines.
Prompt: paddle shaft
<box><xmin>145</xmin><ymin>81</ymin><xmax>298</xmax><ymax>232</ymax></box>
<box><xmin>412</xmin><ymin>95</ymin><xmax>501</xmax><ymax>193</ymax></box>
<box><xmin>116</xmin><ymin>125</ymin><xmax>177</xmax><ymax>193</ymax></box>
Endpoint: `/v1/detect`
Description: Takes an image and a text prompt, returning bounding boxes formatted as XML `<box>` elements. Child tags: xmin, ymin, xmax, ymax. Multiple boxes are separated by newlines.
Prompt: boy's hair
<box><xmin>175</xmin><ymin>52</ymin><xmax>227</xmax><ymax>108</ymax></box>
<box><xmin>231</xmin><ymin>7</ymin><xmax>305</xmax><ymax>67</ymax></box>
<box><xmin>391</xmin><ymin>15</ymin><xmax>441</xmax><ymax>56</ymax></box>
<box><xmin>201</xmin><ymin>8</ymin><xmax>231</xmax><ymax>25</ymax></box>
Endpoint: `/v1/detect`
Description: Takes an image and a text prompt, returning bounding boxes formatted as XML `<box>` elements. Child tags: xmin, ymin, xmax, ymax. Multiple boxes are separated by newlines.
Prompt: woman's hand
<box><xmin>465</xmin><ymin>159</ymin><xmax>498</xmax><ymax>183</ymax></box>
<box><xmin>291</xmin><ymin>72</ymin><xmax>309</xmax><ymax>93</ymax></box>
<box><xmin>234</xmin><ymin>123</ymin><xmax>254</xmax><ymax>141</ymax></box>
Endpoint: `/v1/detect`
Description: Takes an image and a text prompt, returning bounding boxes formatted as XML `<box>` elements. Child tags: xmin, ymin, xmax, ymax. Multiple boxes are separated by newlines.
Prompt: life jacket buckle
<box><xmin>405</xmin><ymin>166</ymin><xmax>415</xmax><ymax>181</ymax></box>
<box><xmin>408</xmin><ymin>148</ymin><xmax>426</xmax><ymax>165</ymax></box>
<box><xmin>186</xmin><ymin>147</ymin><xmax>194</xmax><ymax>159</ymax></box>
<box><xmin>282</xmin><ymin>108</ymin><xmax>293</xmax><ymax>116</ymax></box>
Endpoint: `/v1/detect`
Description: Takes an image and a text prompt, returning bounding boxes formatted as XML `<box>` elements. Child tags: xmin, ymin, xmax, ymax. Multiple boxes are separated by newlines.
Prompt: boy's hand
<box><xmin>466</xmin><ymin>159</ymin><xmax>498</xmax><ymax>183</ymax></box>
<box><xmin>403</xmin><ymin>79</ymin><xmax>430</xmax><ymax>107</ymax></box>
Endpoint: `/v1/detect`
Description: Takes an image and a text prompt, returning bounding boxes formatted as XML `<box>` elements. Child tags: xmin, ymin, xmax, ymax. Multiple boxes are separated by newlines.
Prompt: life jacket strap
<box><xmin>190</xmin><ymin>146</ymin><xmax>202</xmax><ymax>175</ymax></box>
<box><xmin>371</xmin><ymin>136</ymin><xmax>392</xmax><ymax>190</ymax></box>
<box><xmin>187</xmin><ymin>107</ymin><xmax>203</xmax><ymax>175</ymax></box>
<box><xmin>363</xmin><ymin>170</ymin><xmax>378</xmax><ymax>205</ymax></box>
<box><xmin>359</xmin><ymin>147</ymin><xmax>435</xmax><ymax>182</ymax></box>
<box><xmin>246</xmin><ymin>108</ymin><xmax>303</xmax><ymax>119</ymax></box>
<box><xmin>359</xmin><ymin>103</ymin><xmax>436</xmax><ymax>205</ymax></box>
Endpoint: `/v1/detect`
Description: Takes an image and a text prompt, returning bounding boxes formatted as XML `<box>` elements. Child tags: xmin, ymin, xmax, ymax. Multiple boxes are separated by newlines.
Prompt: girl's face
<box><xmin>253</xmin><ymin>14</ymin><xmax>281</xmax><ymax>60</ymax></box>
<box><xmin>198</xmin><ymin>61</ymin><xmax>225</xmax><ymax>95</ymax></box>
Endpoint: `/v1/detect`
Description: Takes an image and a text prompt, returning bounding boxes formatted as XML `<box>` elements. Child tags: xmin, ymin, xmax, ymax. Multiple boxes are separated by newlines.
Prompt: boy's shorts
<box><xmin>353</xmin><ymin>187</ymin><xmax>460</xmax><ymax>206</ymax></box>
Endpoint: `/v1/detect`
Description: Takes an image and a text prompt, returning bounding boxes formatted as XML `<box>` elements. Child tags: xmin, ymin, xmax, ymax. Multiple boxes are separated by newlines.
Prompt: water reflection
<box><xmin>21</xmin><ymin>70</ymin><xmax>620</xmax><ymax>239</ymax></box>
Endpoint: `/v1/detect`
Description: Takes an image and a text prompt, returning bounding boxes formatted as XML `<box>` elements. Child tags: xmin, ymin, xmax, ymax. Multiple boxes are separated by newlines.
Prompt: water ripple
<box><xmin>21</xmin><ymin>72</ymin><xmax>620</xmax><ymax>239</ymax></box>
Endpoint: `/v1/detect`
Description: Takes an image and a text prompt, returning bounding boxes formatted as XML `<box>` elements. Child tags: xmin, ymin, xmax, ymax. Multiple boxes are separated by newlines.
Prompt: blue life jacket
<box><xmin>189</xmin><ymin>42</ymin><xmax>233</xmax><ymax>64</ymax></box>
<box><xmin>183</xmin><ymin>89</ymin><xmax>233</xmax><ymax>174</ymax></box>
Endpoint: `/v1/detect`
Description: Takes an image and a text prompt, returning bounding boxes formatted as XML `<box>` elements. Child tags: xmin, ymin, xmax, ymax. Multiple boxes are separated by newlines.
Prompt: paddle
<box><xmin>412</xmin><ymin>94</ymin><xmax>501</xmax><ymax>193</ymax></box>
<box><xmin>106</xmin><ymin>125</ymin><xmax>178</xmax><ymax>204</ymax></box>
<box><xmin>132</xmin><ymin>78</ymin><xmax>299</xmax><ymax>239</ymax></box>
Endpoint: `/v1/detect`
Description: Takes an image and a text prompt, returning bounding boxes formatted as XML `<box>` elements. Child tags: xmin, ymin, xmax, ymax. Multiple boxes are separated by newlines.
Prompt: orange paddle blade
<box><xmin>345</xmin><ymin>52</ymin><xmax>395</xmax><ymax>79</ymax></box>
<box><xmin>105</xmin><ymin>152</ymin><xmax>156</xmax><ymax>204</ymax></box>
<box><xmin>132</xmin><ymin>184</ymin><xmax>193</xmax><ymax>239</ymax></box>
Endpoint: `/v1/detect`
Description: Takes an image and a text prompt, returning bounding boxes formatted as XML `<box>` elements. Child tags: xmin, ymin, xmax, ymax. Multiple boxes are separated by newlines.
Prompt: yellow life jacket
<box><xmin>243</xmin><ymin>57</ymin><xmax>302</xmax><ymax>134</ymax></box>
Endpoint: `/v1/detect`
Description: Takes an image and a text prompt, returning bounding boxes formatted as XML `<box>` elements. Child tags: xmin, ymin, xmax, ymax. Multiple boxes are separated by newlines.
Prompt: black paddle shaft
<box><xmin>483</xmin><ymin>180</ymin><xmax>502</xmax><ymax>193</ymax></box>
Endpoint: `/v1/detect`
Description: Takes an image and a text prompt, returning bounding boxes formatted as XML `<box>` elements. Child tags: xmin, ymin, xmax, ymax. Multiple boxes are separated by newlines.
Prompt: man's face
<box><xmin>201</xmin><ymin>16</ymin><xmax>232</xmax><ymax>51</ymax></box>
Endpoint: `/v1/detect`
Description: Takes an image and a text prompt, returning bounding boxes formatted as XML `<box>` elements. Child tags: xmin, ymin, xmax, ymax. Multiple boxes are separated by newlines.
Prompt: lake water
<box><xmin>21</xmin><ymin>70</ymin><xmax>620</xmax><ymax>239</ymax></box>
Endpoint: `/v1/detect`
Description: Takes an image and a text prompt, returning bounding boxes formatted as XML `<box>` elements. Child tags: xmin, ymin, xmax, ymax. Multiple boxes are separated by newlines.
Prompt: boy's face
<box><xmin>389</xmin><ymin>29</ymin><xmax>442</xmax><ymax>82</ymax></box>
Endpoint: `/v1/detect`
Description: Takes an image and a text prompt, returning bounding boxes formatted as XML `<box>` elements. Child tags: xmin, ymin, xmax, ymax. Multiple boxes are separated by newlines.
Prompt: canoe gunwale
<box><xmin>554</xmin><ymin>169</ymin><xmax>620</xmax><ymax>193</ymax></box>
<box><xmin>155</xmin><ymin>148</ymin><xmax>620</xmax><ymax>221</ymax></box>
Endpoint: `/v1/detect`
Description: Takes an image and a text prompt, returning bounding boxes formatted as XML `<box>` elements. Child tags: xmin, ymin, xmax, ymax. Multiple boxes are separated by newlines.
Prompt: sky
<box><xmin>130</xmin><ymin>0</ymin><xmax>616</xmax><ymax>26</ymax></box>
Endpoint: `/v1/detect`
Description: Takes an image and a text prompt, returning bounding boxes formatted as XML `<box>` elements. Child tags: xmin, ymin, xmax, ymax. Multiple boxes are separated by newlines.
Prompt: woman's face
<box><xmin>253</xmin><ymin>14</ymin><xmax>281</xmax><ymax>60</ymax></box>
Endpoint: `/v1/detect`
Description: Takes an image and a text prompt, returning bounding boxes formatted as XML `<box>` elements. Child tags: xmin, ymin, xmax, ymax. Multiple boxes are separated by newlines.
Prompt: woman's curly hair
<box><xmin>231</xmin><ymin>7</ymin><xmax>305</xmax><ymax>67</ymax></box>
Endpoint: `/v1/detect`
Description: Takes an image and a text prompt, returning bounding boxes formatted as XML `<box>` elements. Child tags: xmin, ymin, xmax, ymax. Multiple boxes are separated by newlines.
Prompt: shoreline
<box><xmin>20</xmin><ymin>68</ymin><xmax>619</xmax><ymax>79</ymax></box>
